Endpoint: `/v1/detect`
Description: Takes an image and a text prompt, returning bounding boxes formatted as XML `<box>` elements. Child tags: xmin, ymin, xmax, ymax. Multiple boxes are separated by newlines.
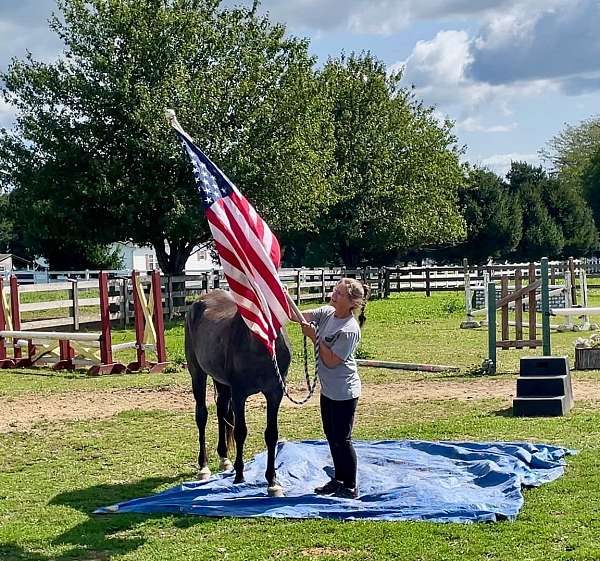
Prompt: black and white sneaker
<box><xmin>334</xmin><ymin>485</ymin><xmax>358</xmax><ymax>499</ymax></box>
<box><xmin>314</xmin><ymin>479</ymin><xmax>342</xmax><ymax>495</ymax></box>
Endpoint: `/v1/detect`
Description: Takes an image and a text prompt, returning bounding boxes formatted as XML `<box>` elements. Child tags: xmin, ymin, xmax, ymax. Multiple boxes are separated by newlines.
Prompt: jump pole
<box><xmin>285</xmin><ymin>292</ymin><xmax>460</xmax><ymax>373</ymax></box>
<box><xmin>129</xmin><ymin>270</ymin><xmax>149</xmax><ymax>371</ymax></box>
<box><xmin>356</xmin><ymin>359</ymin><xmax>459</xmax><ymax>373</ymax></box>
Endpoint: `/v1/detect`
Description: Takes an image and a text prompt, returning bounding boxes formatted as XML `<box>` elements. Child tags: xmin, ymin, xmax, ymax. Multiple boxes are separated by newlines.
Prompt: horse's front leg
<box><xmin>264</xmin><ymin>388</ymin><xmax>284</xmax><ymax>497</ymax></box>
<box><xmin>230</xmin><ymin>391</ymin><xmax>248</xmax><ymax>484</ymax></box>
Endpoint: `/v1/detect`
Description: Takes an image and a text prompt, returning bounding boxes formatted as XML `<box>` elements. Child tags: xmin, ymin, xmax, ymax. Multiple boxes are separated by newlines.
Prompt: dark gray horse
<box><xmin>184</xmin><ymin>289</ymin><xmax>292</xmax><ymax>497</ymax></box>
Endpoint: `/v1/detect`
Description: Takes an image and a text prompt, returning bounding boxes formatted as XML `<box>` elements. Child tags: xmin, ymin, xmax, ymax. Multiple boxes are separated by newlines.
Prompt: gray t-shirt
<box><xmin>309</xmin><ymin>305</ymin><xmax>361</xmax><ymax>401</ymax></box>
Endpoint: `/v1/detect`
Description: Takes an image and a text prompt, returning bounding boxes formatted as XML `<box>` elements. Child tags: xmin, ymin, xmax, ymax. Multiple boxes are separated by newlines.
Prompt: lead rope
<box><xmin>272</xmin><ymin>322</ymin><xmax>320</xmax><ymax>405</ymax></box>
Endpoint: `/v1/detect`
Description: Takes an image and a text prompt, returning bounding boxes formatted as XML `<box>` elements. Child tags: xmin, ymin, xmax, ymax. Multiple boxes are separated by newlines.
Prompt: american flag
<box><xmin>170</xmin><ymin>119</ymin><xmax>290</xmax><ymax>353</ymax></box>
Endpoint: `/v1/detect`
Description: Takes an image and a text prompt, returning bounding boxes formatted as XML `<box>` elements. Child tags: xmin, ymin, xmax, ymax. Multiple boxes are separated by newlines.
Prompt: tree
<box><xmin>1</xmin><ymin>0</ymin><xmax>333</xmax><ymax>272</ymax></box>
<box><xmin>507</xmin><ymin>161</ymin><xmax>596</xmax><ymax>259</ymax></box>
<box><xmin>515</xmin><ymin>182</ymin><xmax>565</xmax><ymax>260</ymax></box>
<box><xmin>582</xmin><ymin>146</ymin><xmax>600</xmax><ymax>233</ymax></box>
<box><xmin>311</xmin><ymin>53</ymin><xmax>465</xmax><ymax>267</ymax></box>
<box><xmin>545</xmin><ymin>175</ymin><xmax>598</xmax><ymax>257</ymax></box>
<box><xmin>545</xmin><ymin>116</ymin><xmax>600</xmax><ymax>230</ymax></box>
<box><xmin>438</xmin><ymin>167</ymin><xmax>522</xmax><ymax>263</ymax></box>
<box><xmin>0</xmin><ymin>192</ymin><xmax>11</xmax><ymax>253</ymax></box>
<box><xmin>544</xmin><ymin>115</ymin><xmax>600</xmax><ymax>177</ymax></box>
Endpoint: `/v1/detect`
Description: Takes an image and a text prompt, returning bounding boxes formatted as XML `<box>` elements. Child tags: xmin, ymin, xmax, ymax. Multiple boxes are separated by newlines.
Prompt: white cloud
<box><xmin>0</xmin><ymin>0</ymin><xmax>61</xmax><ymax>73</ymax></box>
<box><xmin>397</xmin><ymin>28</ymin><xmax>560</xmax><ymax>124</ymax></box>
<box><xmin>258</xmin><ymin>0</ymin><xmax>600</xmax><ymax>97</ymax></box>
<box><xmin>470</xmin><ymin>0</ymin><xmax>600</xmax><ymax>92</ymax></box>
<box><xmin>477</xmin><ymin>152</ymin><xmax>542</xmax><ymax>177</ymax></box>
<box><xmin>250</xmin><ymin>0</ymin><xmax>516</xmax><ymax>35</ymax></box>
<box><xmin>456</xmin><ymin>118</ymin><xmax>517</xmax><ymax>133</ymax></box>
<box><xmin>0</xmin><ymin>99</ymin><xmax>16</xmax><ymax>130</ymax></box>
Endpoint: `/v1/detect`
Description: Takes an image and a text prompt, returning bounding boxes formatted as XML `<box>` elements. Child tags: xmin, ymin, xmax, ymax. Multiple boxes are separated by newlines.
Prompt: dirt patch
<box><xmin>2</xmin><ymin>377</ymin><xmax>600</xmax><ymax>433</ymax></box>
<box><xmin>301</xmin><ymin>548</ymin><xmax>353</xmax><ymax>557</ymax></box>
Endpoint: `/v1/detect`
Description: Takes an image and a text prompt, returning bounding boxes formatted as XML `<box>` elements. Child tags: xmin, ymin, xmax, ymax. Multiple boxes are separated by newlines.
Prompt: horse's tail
<box><xmin>226</xmin><ymin>411</ymin><xmax>236</xmax><ymax>457</ymax></box>
<box><xmin>215</xmin><ymin>384</ymin><xmax>236</xmax><ymax>459</ymax></box>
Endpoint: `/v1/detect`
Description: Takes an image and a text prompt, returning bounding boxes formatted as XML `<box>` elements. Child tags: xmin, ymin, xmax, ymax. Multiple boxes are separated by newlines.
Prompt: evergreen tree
<box><xmin>439</xmin><ymin>167</ymin><xmax>522</xmax><ymax>263</ymax></box>
<box><xmin>515</xmin><ymin>180</ymin><xmax>565</xmax><ymax>259</ymax></box>
<box><xmin>545</xmin><ymin>175</ymin><xmax>598</xmax><ymax>256</ymax></box>
<box><xmin>582</xmin><ymin>146</ymin><xmax>600</xmax><ymax>232</ymax></box>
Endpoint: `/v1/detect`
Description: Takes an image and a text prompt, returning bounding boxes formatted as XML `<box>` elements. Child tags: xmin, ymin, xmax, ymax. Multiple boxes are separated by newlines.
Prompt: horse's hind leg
<box><xmin>230</xmin><ymin>390</ymin><xmax>248</xmax><ymax>484</ymax></box>
<box><xmin>214</xmin><ymin>381</ymin><xmax>234</xmax><ymax>472</ymax></box>
<box><xmin>264</xmin><ymin>388</ymin><xmax>284</xmax><ymax>497</ymax></box>
<box><xmin>187</xmin><ymin>351</ymin><xmax>211</xmax><ymax>480</ymax></box>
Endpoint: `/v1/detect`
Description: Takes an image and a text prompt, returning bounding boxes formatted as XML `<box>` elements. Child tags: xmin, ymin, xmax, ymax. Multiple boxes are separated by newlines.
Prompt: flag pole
<box><xmin>285</xmin><ymin>292</ymin><xmax>305</xmax><ymax>324</ymax></box>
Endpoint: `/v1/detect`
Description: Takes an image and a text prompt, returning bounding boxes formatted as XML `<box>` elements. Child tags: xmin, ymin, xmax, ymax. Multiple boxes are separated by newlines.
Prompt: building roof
<box><xmin>0</xmin><ymin>253</ymin><xmax>32</xmax><ymax>265</ymax></box>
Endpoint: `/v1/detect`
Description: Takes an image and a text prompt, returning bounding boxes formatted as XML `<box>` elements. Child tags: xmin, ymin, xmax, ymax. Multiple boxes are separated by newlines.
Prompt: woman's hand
<box><xmin>301</xmin><ymin>322</ymin><xmax>316</xmax><ymax>342</ymax></box>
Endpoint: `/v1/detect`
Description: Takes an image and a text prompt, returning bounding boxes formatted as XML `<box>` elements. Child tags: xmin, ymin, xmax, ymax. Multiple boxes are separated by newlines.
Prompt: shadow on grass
<box><xmin>10</xmin><ymin>369</ymin><xmax>86</xmax><ymax>380</ymax></box>
<box><xmin>413</xmin><ymin>369</ymin><xmax>511</xmax><ymax>381</ymax></box>
<box><xmin>16</xmin><ymin>475</ymin><xmax>207</xmax><ymax>561</ymax></box>
<box><xmin>492</xmin><ymin>406</ymin><xmax>514</xmax><ymax>417</ymax></box>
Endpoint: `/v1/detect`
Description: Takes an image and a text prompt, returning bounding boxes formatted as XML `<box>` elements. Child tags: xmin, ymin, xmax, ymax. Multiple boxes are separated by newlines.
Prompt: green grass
<box><xmin>1</xmin><ymin>402</ymin><xmax>599</xmax><ymax>560</ymax></box>
<box><xmin>1</xmin><ymin>292</ymin><xmax>600</xmax><ymax>560</ymax></box>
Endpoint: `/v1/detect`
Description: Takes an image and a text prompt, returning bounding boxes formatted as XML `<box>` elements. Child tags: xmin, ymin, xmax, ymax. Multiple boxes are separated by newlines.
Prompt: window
<box><xmin>196</xmin><ymin>250</ymin><xmax>207</xmax><ymax>261</ymax></box>
<box><xmin>145</xmin><ymin>254</ymin><xmax>157</xmax><ymax>270</ymax></box>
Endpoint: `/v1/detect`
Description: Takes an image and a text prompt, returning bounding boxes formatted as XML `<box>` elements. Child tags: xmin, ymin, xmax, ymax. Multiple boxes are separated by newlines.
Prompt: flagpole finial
<box><xmin>165</xmin><ymin>108</ymin><xmax>180</xmax><ymax>128</ymax></box>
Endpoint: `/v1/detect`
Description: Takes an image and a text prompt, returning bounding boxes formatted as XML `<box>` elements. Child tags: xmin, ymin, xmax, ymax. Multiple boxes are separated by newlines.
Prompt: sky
<box><xmin>1</xmin><ymin>0</ymin><xmax>599</xmax><ymax>177</ymax></box>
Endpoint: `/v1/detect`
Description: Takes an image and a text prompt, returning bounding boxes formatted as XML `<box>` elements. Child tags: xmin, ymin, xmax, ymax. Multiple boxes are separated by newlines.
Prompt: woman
<box><xmin>298</xmin><ymin>278</ymin><xmax>368</xmax><ymax>499</ymax></box>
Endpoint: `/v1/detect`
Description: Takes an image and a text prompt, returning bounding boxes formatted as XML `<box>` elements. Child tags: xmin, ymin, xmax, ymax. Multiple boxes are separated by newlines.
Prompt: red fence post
<box><xmin>150</xmin><ymin>270</ymin><xmax>167</xmax><ymax>371</ymax></box>
<box><xmin>89</xmin><ymin>272</ymin><xmax>126</xmax><ymax>375</ymax></box>
<box><xmin>98</xmin><ymin>272</ymin><xmax>113</xmax><ymax>366</ymax></box>
<box><xmin>55</xmin><ymin>339</ymin><xmax>75</xmax><ymax>370</ymax></box>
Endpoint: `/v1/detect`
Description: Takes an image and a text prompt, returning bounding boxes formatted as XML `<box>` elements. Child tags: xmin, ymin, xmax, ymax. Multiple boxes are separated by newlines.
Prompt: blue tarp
<box><xmin>96</xmin><ymin>440</ymin><xmax>574</xmax><ymax>523</ymax></box>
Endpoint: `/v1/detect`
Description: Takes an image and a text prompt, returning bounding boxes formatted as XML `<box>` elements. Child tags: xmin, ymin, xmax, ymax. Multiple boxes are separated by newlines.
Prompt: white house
<box><xmin>112</xmin><ymin>242</ymin><xmax>217</xmax><ymax>273</ymax></box>
<box><xmin>0</xmin><ymin>253</ymin><xmax>32</xmax><ymax>274</ymax></box>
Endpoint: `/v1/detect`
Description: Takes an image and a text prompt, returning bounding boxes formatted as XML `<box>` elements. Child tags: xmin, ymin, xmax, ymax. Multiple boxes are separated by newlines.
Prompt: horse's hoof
<box><xmin>219</xmin><ymin>457</ymin><xmax>233</xmax><ymax>471</ymax></box>
<box><xmin>234</xmin><ymin>476</ymin><xmax>245</xmax><ymax>484</ymax></box>
<box><xmin>198</xmin><ymin>466</ymin><xmax>212</xmax><ymax>481</ymax></box>
<box><xmin>267</xmin><ymin>484</ymin><xmax>284</xmax><ymax>498</ymax></box>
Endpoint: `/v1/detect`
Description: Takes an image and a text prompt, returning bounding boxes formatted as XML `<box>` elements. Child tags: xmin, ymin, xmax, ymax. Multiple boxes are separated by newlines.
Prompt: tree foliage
<box><xmin>545</xmin><ymin>115</ymin><xmax>600</xmax><ymax>231</ymax></box>
<box><xmin>545</xmin><ymin>175</ymin><xmax>598</xmax><ymax>257</ymax></box>
<box><xmin>508</xmin><ymin>162</ymin><xmax>596</xmax><ymax>259</ymax></box>
<box><xmin>438</xmin><ymin>167</ymin><xmax>522</xmax><ymax>264</ymax></box>
<box><xmin>545</xmin><ymin>115</ymin><xmax>600</xmax><ymax>177</ymax></box>
<box><xmin>299</xmin><ymin>53</ymin><xmax>466</xmax><ymax>267</ymax></box>
<box><xmin>0</xmin><ymin>192</ymin><xmax>12</xmax><ymax>253</ymax></box>
<box><xmin>1</xmin><ymin>0</ymin><xmax>332</xmax><ymax>272</ymax></box>
<box><xmin>582</xmin><ymin>147</ymin><xmax>600</xmax><ymax>232</ymax></box>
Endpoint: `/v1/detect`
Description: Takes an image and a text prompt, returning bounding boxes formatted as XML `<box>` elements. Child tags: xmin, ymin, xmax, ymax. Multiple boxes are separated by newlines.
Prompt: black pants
<box><xmin>320</xmin><ymin>394</ymin><xmax>358</xmax><ymax>488</ymax></box>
